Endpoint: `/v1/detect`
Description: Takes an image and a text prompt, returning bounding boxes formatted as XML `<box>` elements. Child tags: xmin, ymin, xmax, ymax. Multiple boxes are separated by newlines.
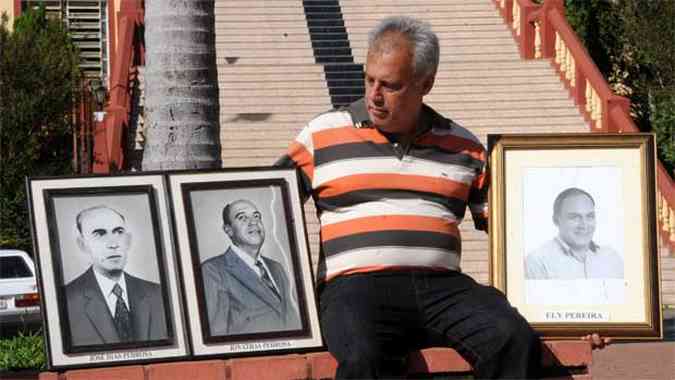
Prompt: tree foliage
<box><xmin>565</xmin><ymin>0</ymin><xmax>675</xmax><ymax>174</ymax></box>
<box><xmin>0</xmin><ymin>6</ymin><xmax>81</xmax><ymax>250</ymax></box>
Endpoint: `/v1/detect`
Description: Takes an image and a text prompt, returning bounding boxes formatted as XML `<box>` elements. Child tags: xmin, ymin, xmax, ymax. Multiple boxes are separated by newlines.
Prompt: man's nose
<box><xmin>106</xmin><ymin>237</ymin><xmax>120</xmax><ymax>249</ymax></box>
<box><xmin>368</xmin><ymin>82</ymin><xmax>383</xmax><ymax>103</ymax></box>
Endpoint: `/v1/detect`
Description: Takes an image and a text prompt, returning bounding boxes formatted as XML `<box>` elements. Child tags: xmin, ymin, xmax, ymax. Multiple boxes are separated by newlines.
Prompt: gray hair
<box><xmin>368</xmin><ymin>16</ymin><xmax>440</xmax><ymax>79</ymax></box>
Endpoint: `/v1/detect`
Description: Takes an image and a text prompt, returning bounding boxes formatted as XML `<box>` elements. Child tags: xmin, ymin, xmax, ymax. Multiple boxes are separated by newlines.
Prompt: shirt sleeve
<box><xmin>274</xmin><ymin>125</ymin><xmax>315</xmax><ymax>202</ymax></box>
<box><xmin>468</xmin><ymin>149</ymin><xmax>489</xmax><ymax>232</ymax></box>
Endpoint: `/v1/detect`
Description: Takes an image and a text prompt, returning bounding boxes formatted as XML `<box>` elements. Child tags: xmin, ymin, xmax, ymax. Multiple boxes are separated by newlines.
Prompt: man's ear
<box><xmin>76</xmin><ymin>235</ymin><xmax>87</xmax><ymax>253</ymax></box>
<box><xmin>223</xmin><ymin>224</ymin><xmax>233</xmax><ymax>237</ymax></box>
<box><xmin>421</xmin><ymin>73</ymin><xmax>435</xmax><ymax>95</ymax></box>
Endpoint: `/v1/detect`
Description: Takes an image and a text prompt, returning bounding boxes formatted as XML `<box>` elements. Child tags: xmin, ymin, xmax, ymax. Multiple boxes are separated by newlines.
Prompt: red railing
<box><xmin>92</xmin><ymin>0</ymin><xmax>144</xmax><ymax>173</ymax></box>
<box><xmin>72</xmin><ymin>75</ymin><xmax>95</xmax><ymax>174</ymax></box>
<box><xmin>494</xmin><ymin>0</ymin><xmax>675</xmax><ymax>252</ymax></box>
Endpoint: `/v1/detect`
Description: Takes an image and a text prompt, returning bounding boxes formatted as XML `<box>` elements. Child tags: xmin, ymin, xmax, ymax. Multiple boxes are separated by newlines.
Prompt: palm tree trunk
<box><xmin>142</xmin><ymin>0</ymin><xmax>221</xmax><ymax>170</ymax></box>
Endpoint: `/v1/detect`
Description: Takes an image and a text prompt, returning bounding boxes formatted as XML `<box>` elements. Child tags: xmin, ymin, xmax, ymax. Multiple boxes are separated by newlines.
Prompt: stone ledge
<box><xmin>39</xmin><ymin>341</ymin><xmax>592</xmax><ymax>380</ymax></box>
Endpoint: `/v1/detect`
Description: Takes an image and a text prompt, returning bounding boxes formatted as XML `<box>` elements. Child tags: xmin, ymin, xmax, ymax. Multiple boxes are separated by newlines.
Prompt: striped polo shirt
<box><xmin>278</xmin><ymin>99</ymin><xmax>488</xmax><ymax>283</ymax></box>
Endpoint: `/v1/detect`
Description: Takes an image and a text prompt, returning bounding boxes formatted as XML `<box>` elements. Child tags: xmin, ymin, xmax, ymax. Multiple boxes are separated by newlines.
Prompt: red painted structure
<box><xmin>494</xmin><ymin>0</ymin><xmax>675</xmax><ymax>252</ymax></box>
<box><xmin>92</xmin><ymin>0</ymin><xmax>144</xmax><ymax>172</ymax></box>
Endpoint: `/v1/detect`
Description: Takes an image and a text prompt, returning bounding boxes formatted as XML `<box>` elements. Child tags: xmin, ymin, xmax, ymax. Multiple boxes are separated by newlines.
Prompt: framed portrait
<box><xmin>167</xmin><ymin>167</ymin><xmax>322</xmax><ymax>357</ymax></box>
<box><xmin>488</xmin><ymin>133</ymin><xmax>662</xmax><ymax>339</ymax></box>
<box><xmin>27</xmin><ymin>174</ymin><xmax>189</xmax><ymax>369</ymax></box>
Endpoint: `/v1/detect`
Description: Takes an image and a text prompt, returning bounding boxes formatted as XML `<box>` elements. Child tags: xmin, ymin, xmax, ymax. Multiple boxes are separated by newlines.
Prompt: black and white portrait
<box><xmin>169</xmin><ymin>168</ymin><xmax>322</xmax><ymax>356</ymax></box>
<box><xmin>48</xmin><ymin>190</ymin><xmax>171</xmax><ymax>352</ymax></box>
<box><xmin>29</xmin><ymin>175</ymin><xmax>189</xmax><ymax>369</ymax></box>
<box><xmin>185</xmin><ymin>182</ymin><xmax>302</xmax><ymax>339</ymax></box>
<box><xmin>521</xmin><ymin>166</ymin><xmax>625</xmax><ymax>305</ymax></box>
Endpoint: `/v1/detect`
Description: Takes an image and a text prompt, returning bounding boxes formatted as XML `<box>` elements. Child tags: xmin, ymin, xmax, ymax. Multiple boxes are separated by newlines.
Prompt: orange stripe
<box><xmin>417</xmin><ymin>134</ymin><xmax>485</xmax><ymax>161</ymax></box>
<box><xmin>323</xmin><ymin>265</ymin><xmax>453</xmax><ymax>283</ymax></box>
<box><xmin>317</xmin><ymin>173</ymin><xmax>470</xmax><ymax>199</ymax></box>
<box><xmin>314</xmin><ymin>127</ymin><xmax>388</xmax><ymax>150</ymax></box>
<box><xmin>288</xmin><ymin>141</ymin><xmax>314</xmax><ymax>181</ymax></box>
<box><xmin>321</xmin><ymin>215</ymin><xmax>460</xmax><ymax>241</ymax></box>
<box><xmin>473</xmin><ymin>170</ymin><xmax>488</xmax><ymax>189</ymax></box>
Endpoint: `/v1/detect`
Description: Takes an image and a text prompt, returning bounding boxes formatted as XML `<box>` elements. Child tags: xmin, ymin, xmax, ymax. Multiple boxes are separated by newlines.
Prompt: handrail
<box><xmin>493</xmin><ymin>0</ymin><xmax>675</xmax><ymax>252</ymax></box>
<box><xmin>92</xmin><ymin>2</ymin><xmax>144</xmax><ymax>173</ymax></box>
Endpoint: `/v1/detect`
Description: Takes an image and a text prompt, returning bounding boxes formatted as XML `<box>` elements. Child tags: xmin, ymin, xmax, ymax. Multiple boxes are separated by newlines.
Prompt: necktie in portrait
<box><xmin>256</xmin><ymin>260</ymin><xmax>281</xmax><ymax>300</ymax></box>
<box><xmin>112</xmin><ymin>283</ymin><xmax>133</xmax><ymax>342</ymax></box>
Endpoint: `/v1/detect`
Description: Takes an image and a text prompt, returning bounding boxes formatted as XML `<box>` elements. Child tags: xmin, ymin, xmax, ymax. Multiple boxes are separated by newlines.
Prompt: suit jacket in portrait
<box><xmin>63</xmin><ymin>267</ymin><xmax>169</xmax><ymax>349</ymax></box>
<box><xmin>201</xmin><ymin>247</ymin><xmax>301</xmax><ymax>336</ymax></box>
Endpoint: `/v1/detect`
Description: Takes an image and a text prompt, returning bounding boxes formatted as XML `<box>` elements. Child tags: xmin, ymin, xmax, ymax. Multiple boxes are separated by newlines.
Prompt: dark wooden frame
<box><xmin>27</xmin><ymin>173</ymin><xmax>189</xmax><ymax>370</ymax></box>
<box><xmin>167</xmin><ymin>167</ymin><xmax>323</xmax><ymax>357</ymax></box>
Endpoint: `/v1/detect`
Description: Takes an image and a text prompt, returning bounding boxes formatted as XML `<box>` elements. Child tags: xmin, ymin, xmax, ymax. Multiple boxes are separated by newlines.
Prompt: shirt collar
<box><xmin>93</xmin><ymin>269</ymin><xmax>128</xmax><ymax>301</ymax></box>
<box><xmin>230</xmin><ymin>243</ymin><xmax>259</xmax><ymax>271</ymax></box>
<box><xmin>555</xmin><ymin>236</ymin><xmax>598</xmax><ymax>261</ymax></box>
<box><xmin>229</xmin><ymin>244</ymin><xmax>277</xmax><ymax>288</ymax></box>
<box><xmin>345</xmin><ymin>98</ymin><xmax>453</xmax><ymax>136</ymax></box>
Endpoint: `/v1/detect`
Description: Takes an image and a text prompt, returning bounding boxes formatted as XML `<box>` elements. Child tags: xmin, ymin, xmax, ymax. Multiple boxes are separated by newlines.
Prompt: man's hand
<box><xmin>582</xmin><ymin>333</ymin><xmax>612</xmax><ymax>349</ymax></box>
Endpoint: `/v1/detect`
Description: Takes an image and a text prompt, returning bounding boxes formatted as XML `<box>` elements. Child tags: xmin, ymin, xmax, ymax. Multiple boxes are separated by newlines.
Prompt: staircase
<box><xmin>213</xmin><ymin>0</ymin><xmax>673</xmax><ymax>304</ymax></box>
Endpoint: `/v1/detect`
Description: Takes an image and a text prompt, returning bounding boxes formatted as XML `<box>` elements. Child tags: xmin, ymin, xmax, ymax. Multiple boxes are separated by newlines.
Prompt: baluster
<box><xmin>594</xmin><ymin>97</ymin><xmax>602</xmax><ymax>129</ymax></box>
<box><xmin>585</xmin><ymin>80</ymin><xmax>592</xmax><ymax>113</ymax></box>
<box><xmin>569</xmin><ymin>53</ymin><xmax>576</xmax><ymax>86</ymax></box>
<box><xmin>669</xmin><ymin>207</ymin><xmax>675</xmax><ymax>244</ymax></box>
<box><xmin>513</xmin><ymin>1</ymin><xmax>520</xmax><ymax>35</ymax></box>
<box><xmin>554</xmin><ymin>32</ymin><xmax>562</xmax><ymax>65</ymax></box>
<box><xmin>534</xmin><ymin>21</ymin><xmax>542</xmax><ymax>58</ymax></box>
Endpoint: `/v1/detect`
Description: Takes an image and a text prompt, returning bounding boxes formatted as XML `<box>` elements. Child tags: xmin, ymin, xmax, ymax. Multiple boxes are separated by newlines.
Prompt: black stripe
<box><xmin>316</xmin><ymin>189</ymin><xmax>467</xmax><ymax>219</ymax></box>
<box><xmin>409</xmin><ymin>146</ymin><xmax>485</xmax><ymax>171</ymax></box>
<box><xmin>322</xmin><ymin>230</ymin><xmax>461</xmax><ymax>258</ymax></box>
<box><xmin>315</xmin><ymin>142</ymin><xmax>394</xmax><ymax>166</ymax></box>
<box><xmin>314</xmin><ymin>140</ymin><xmax>484</xmax><ymax>170</ymax></box>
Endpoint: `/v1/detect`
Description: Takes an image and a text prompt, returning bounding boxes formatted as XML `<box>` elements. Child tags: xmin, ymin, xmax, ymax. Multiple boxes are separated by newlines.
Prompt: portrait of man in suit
<box><xmin>200</xmin><ymin>199</ymin><xmax>301</xmax><ymax>336</ymax></box>
<box><xmin>63</xmin><ymin>205</ymin><xmax>169</xmax><ymax>349</ymax></box>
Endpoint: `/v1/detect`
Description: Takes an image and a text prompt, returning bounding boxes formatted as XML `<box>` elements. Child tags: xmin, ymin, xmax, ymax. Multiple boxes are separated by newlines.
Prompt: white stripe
<box><xmin>319</xmin><ymin>247</ymin><xmax>461</xmax><ymax>280</ymax></box>
<box><xmin>314</xmin><ymin>156</ymin><xmax>475</xmax><ymax>187</ymax></box>
<box><xmin>294</xmin><ymin>126</ymin><xmax>315</xmax><ymax>156</ymax></box>
<box><xmin>320</xmin><ymin>199</ymin><xmax>459</xmax><ymax>226</ymax></box>
<box><xmin>307</xmin><ymin>110</ymin><xmax>354</xmax><ymax>133</ymax></box>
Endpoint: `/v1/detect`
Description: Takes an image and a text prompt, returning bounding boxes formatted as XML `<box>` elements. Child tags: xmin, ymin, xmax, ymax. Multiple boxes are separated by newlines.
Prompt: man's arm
<box><xmin>201</xmin><ymin>260</ymin><xmax>231</xmax><ymax>335</ymax></box>
<box><xmin>274</xmin><ymin>124</ymin><xmax>316</xmax><ymax>203</ymax></box>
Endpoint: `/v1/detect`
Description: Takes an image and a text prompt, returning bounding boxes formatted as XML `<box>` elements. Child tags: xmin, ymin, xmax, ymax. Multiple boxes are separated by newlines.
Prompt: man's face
<box><xmin>77</xmin><ymin>208</ymin><xmax>131</xmax><ymax>277</ymax></box>
<box><xmin>365</xmin><ymin>33</ymin><xmax>434</xmax><ymax>136</ymax></box>
<box><xmin>225</xmin><ymin>200</ymin><xmax>265</xmax><ymax>251</ymax></box>
<box><xmin>555</xmin><ymin>194</ymin><xmax>596</xmax><ymax>250</ymax></box>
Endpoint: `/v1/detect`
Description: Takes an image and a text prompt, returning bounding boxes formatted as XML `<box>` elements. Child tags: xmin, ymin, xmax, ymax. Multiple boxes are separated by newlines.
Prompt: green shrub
<box><xmin>0</xmin><ymin>330</ymin><xmax>46</xmax><ymax>371</ymax></box>
<box><xmin>0</xmin><ymin>5</ymin><xmax>80</xmax><ymax>251</ymax></box>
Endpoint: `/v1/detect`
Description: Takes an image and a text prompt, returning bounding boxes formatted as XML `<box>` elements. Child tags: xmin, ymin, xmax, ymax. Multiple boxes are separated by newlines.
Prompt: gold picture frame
<box><xmin>488</xmin><ymin>133</ymin><xmax>661</xmax><ymax>340</ymax></box>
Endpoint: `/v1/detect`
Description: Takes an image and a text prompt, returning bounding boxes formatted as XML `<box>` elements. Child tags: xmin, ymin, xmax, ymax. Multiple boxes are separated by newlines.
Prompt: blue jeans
<box><xmin>319</xmin><ymin>270</ymin><xmax>541</xmax><ymax>379</ymax></box>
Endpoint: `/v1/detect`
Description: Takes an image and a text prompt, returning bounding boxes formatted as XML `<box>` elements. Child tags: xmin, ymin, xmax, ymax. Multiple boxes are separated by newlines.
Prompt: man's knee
<box><xmin>493</xmin><ymin>311</ymin><xmax>538</xmax><ymax>348</ymax></box>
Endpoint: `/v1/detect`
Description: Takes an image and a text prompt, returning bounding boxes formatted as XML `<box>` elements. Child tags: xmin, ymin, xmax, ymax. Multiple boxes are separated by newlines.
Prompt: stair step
<box><xmin>220</xmin><ymin>113</ymin><xmax>328</xmax><ymax>123</ymax></box>
<box><xmin>453</xmin><ymin>116</ymin><xmax>587</xmax><ymax>127</ymax></box>
<box><xmin>217</xmin><ymin>64</ymin><xmax>325</xmax><ymax>74</ymax></box>
<box><xmin>217</xmin><ymin>56</ymin><xmax>317</xmax><ymax>65</ymax></box>
<box><xmin>220</xmin><ymin>96</ymin><xmax>331</xmax><ymax>106</ymax></box>
<box><xmin>341</xmin><ymin>4</ymin><xmax>495</xmax><ymax>13</ymax></box>
<box><xmin>219</xmin><ymin>104</ymin><xmax>331</xmax><ymax>114</ymax></box>
<box><xmin>218</xmin><ymin>80</ymin><xmax>328</xmax><ymax>90</ymax></box>
<box><xmin>220</xmin><ymin>88</ymin><xmax>329</xmax><ymax>97</ymax></box>
<box><xmin>431</xmin><ymin>83</ymin><xmax>565</xmax><ymax>93</ymax></box>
